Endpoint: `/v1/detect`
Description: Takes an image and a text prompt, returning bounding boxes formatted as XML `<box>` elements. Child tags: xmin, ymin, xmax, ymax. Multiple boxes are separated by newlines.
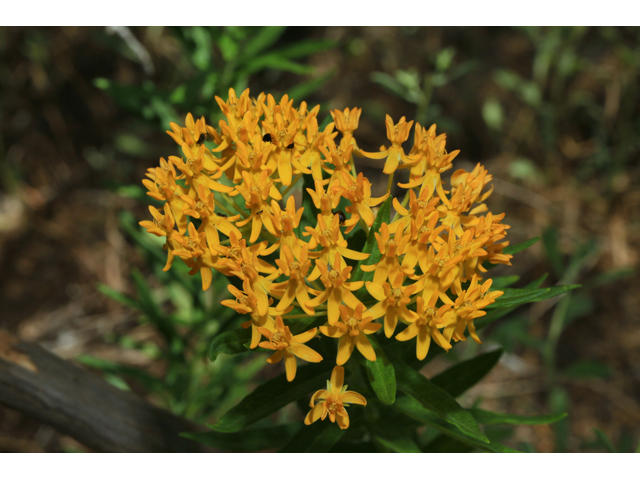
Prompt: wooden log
<box><xmin>0</xmin><ymin>329</ymin><xmax>206</xmax><ymax>452</ymax></box>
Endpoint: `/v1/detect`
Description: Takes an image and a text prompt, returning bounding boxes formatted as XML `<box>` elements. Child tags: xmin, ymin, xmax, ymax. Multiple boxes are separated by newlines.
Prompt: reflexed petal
<box><xmin>266</xmin><ymin>350</ymin><xmax>284</xmax><ymax>364</ymax></box>
<box><xmin>336</xmin><ymin>411</ymin><xmax>350</xmax><ymax>430</ymax></box>
<box><xmin>365</xmin><ymin>282</ymin><xmax>387</xmax><ymax>302</ymax></box>
<box><xmin>416</xmin><ymin>327</ymin><xmax>432</xmax><ymax>360</ymax></box>
<box><xmin>341</xmin><ymin>391</ymin><xmax>367</xmax><ymax>406</ymax></box>
<box><xmin>289</xmin><ymin>343</ymin><xmax>323</xmax><ymax>363</ymax></box>
<box><xmin>284</xmin><ymin>350</ymin><xmax>297</xmax><ymax>381</ymax></box>
<box><xmin>362</xmin><ymin>322</ymin><xmax>383</xmax><ymax>335</ymax></box>
<box><xmin>336</xmin><ymin>336</ymin><xmax>355</xmax><ymax>365</ymax></box>
<box><xmin>292</xmin><ymin>327</ymin><xmax>317</xmax><ymax>344</ymax></box>
<box><xmin>355</xmin><ymin>334</ymin><xmax>376</xmax><ymax>362</ymax></box>
<box><xmin>395</xmin><ymin>322</ymin><xmax>419</xmax><ymax>341</ymax></box>
<box><xmin>304</xmin><ymin>403</ymin><xmax>325</xmax><ymax>425</ymax></box>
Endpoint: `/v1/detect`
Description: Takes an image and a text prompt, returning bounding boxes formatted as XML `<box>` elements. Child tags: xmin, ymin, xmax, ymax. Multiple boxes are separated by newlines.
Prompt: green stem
<box><xmin>280</xmin><ymin>173</ymin><xmax>303</xmax><ymax>198</ymax></box>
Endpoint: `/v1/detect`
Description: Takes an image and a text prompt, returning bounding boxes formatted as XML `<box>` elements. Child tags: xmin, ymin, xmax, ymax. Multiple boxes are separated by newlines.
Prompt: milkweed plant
<box><xmin>140</xmin><ymin>88</ymin><xmax>577</xmax><ymax>452</ymax></box>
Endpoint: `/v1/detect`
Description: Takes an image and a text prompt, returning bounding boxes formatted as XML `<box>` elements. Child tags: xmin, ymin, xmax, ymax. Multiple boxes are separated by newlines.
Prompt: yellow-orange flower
<box><xmin>258</xmin><ymin>316</ymin><xmax>322</xmax><ymax>382</ymax></box>
<box><xmin>395</xmin><ymin>292</ymin><xmax>454</xmax><ymax>360</ymax></box>
<box><xmin>320</xmin><ymin>303</ymin><xmax>381</xmax><ymax>365</ymax></box>
<box><xmin>334</xmin><ymin>172</ymin><xmax>389</xmax><ymax>233</ymax></box>
<box><xmin>306</xmin><ymin>253</ymin><xmax>363</xmax><ymax>326</ymax></box>
<box><xmin>443</xmin><ymin>275</ymin><xmax>504</xmax><ymax>345</ymax></box>
<box><xmin>304</xmin><ymin>366</ymin><xmax>366</xmax><ymax>430</ymax></box>
<box><xmin>365</xmin><ymin>272</ymin><xmax>419</xmax><ymax>338</ymax></box>
<box><xmin>271</xmin><ymin>245</ymin><xmax>316</xmax><ymax>315</ymax></box>
<box><xmin>360</xmin><ymin>222</ymin><xmax>413</xmax><ymax>284</ymax></box>
<box><xmin>360</xmin><ymin>115</ymin><xmax>418</xmax><ymax>174</ymax></box>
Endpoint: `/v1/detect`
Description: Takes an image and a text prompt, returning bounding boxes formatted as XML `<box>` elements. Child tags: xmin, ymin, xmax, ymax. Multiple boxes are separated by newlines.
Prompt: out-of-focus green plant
<box><xmin>94</xmin><ymin>26</ymin><xmax>336</xmax><ymax>129</ymax></box>
<box><xmin>371</xmin><ymin>47</ymin><xmax>477</xmax><ymax>131</ymax></box>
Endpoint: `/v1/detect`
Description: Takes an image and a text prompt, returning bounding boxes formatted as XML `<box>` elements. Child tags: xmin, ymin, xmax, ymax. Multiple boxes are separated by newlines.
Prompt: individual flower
<box><xmin>306</xmin><ymin>253</ymin><xmax>363</xmax><ymax>326</ymax></box>
<box><xmin>334</xmin><ymin>171</ymin><xmax>389</xmax><ymax>233</ymax></box>
<box><xmin>365</xmin><ymin>272</ymin><xmax>419</xmax><ymax>338</ymax></box>
<box><xmin>304</xmin><ymin>366</ymin><xmax>367</xmax><ymax>430</ymax></box>
<box><xmin>395</xmin><ymin>292</ymin><xmax>454</xmax><ymax>360</ymax></box>
<box><xmin>305</xmin><ymin>214</ymin><xmax>369</xmax><ymax>280</ymax></box>
<box><xmin>170</xmin><ymin>223</ymin><xmax>217</xmax><ymax>291</ymax></box>
<box><xmin>442</xmin><ymin>275</ymin><xmax>504</xmax><ymax>345</ymax></box>
<box><xmin>360</xmin><ymin>222</ymin><xmax>413</xmax><ymax>284</ymax></box>
<box><xmin>270</xmin><ymin>245</ymin><xmax>316</xmax><ymax>315</ymax></box>
<box><xmin>360</xmin><ymin>115</ymin><xmax>419</xmax><ymax>174</ymax></box>
<box><xmin>258</xmin><ymin>316</ymin><xmax>323</xmax><ymax>382</ymax></box>
<box><xmin>320</xmin><ymin>303</ymin><xmax>381</xmax><ymax>365</ymax></box>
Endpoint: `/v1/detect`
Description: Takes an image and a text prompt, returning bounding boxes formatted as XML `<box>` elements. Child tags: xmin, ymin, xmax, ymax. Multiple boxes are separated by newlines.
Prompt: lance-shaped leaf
<box><xmin>431</xmin><ymin>349</ymin><xmax>503</xmax><ymax>398</ymax></box>
<box><xmin>469</xmin><ymin>408</ymin><xmax>568</xmax><ymax>426</ymax></box>
<box><xmin>352</xmin><ymin>196</ymin><xmax>392</xmax><ymax>283</ymax></box>
<box><xmin>212</xmin><ymin>363</ymin><xmax>332</xmax><ymax>433</ymax></box>
<box><xmin>484</xmin><ymin>236</ymin><xmax>540</xmax><ymax>270</ymax></box>
<box><xmin>364</xmin><ymin>336</ymin><xmax>396</xmax><ymax>405</ymax></box>
<box><xmin>487</xmin><ymin>284</ymin><xmax>580</xmax><ymax>310</ymax></box>
<box><xmin>504</xmin><ymin>236</ymin><xmax>540</xmax><ymax>255</ymax></box>
<box><xmin>280</xmin><ymin>419</ymin><xmax>345</xmax><ymax>453</ymax></box>
<box><xmin>389</xmin><ymin>352</ymin><xmax>488</xmax><ymax>444</ymax></box>
<box><xmin>181</xmin><ymin>424</ymin><xmax>300</xmax><ymax>451</ymax></box>
<box><xmin>393</xmin><ymin>396</ymin><xmax>519</xmax><ymax>453</ymax></box>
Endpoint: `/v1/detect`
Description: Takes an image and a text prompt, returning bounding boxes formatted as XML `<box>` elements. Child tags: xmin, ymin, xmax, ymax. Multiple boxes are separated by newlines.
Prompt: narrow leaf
<box><xmin>431</xmin><ymin>349</ymin><xmax>503</xmax><ymax>398</ymax></box>
<box><xmin>503</xmin><ymin>236</ymin><xmax>540</xmax><ymax>255</ymax></box>
<box><xmin>212</xmin><ymin>363</ymin><xmax>332</xmax><ymax>433</ymax></box>
<box><xmin>469</xmin><ymin>408</ymin><xmax>568</xmax><ymax>426</ymax></box>
<box><xmin>488</xmin><ymin>284</ymin><xmax>580</xmax><ymax>310</ymax></box>
<box><xmin>393</xmin><ymin>396</ymin><xmax>519</xmax><ymax>453</ymax></box>
<box><xmin>209</xmin><ymin>327</ymin><xmax>251</xmax><ymax>362</ymax></box>
<box><xmin>364</xmin><ymin>337</ymin><xmax>396</xmax><ymax>405</ymax></box>
<box><xmin>96</xmin><ymin>283</ymin><xmax>139</xmax><ymax>310</ymax></box>
<box><xmin>181</xmin><ymin>424</ymin><xmax>300</xmax><ymax>451</ymax></box>
<box><xmin>389</xmin><ymin>353</ymin><xmax>488</xmax><ymax>443</ymax></box>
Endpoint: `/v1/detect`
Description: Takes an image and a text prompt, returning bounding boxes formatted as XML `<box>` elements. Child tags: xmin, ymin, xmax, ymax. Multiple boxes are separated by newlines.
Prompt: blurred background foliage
<box><xmin>0</xmin><ymin>26</ymin><xmax>638</xmax><ymax>452</ymax></box>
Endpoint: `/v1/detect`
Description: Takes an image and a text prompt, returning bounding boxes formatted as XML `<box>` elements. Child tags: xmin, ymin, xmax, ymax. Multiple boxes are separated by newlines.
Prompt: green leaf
<box><xmin>240</xmin><ymin>26</ymin><xmax>288</xmax><ymax>61</ymax></box>
<box><xmin>431</xmin><ymin>349</ymin><xmax>503</xmax><ymax>398</ymax></box>
<box><xmin>593</xmin><ymin>428</ymin><xmax>617</xmax><ymax>453</ymax></box>
<box><xmin>241</xmin><ymin>55</ymin><xmax>313</xmax><ymax>77</ymax></box>
<box><xmin>373</xmin><ymin>432</ymin><xmax>421</xmax><ymax>453</ymax></box>
<box><xmin>272</xmin><ymin>39</ymin><xmax>338</xmax><ymax>59</ymax></box>
<box><xmin>209</xmin><ymin>327</ymin><xmax>251</xmax><ymax>362</ymax></box>
<box><xmin>288</xmin><ymin>70</ymin><xmax>335</xmax><ymax>102</ymax></box>
<box><xmin>212</xmin><ymin>363</ymin><xmax>332</xmax><ymax>433</ymax></box>
<box><xmin>364</xmin><ymin>337</ymin><xmax>396</xmax><ymax>405</ymax></box>
<box><xmin>96</xmin><ymin>283</ymin><xmax>139</xmax><ymax>310</ymax></box>
<box><xmin>389</xmin><ymin>353</ymin><xmax>488</xmax><ymax>443</ymax></box>
<box><xmin>181</xmin><ymin>424</ymin><xmax>300</xmax><ymax>451</ymax></box>
<box><xmin>353</xmin><ymin>196</ymin><xmax>393</xmax><ymax>283</ymax></box>
<box><xmin>503</xmin><ymin>236</ymin><xmax>540</xmax><ymax>255</ymax></box>
<box><xmin>563</xmin><ymin>360</ymin><xmax>612</xmax><ymax>379</ymax></box>
<box><xmin>77</xmin><ymin>355</ymin><xmax>167</xmax><ymax>392</ymax></box>
<box><xmin>422</xmin><ymin>434</ymin><xmax>475</xmax><ymax>453</ymax></box>
<box><xmin>488</xmin><ymin>284</ymin><xmax>580</xmax><ymax>310</ymax></box>
<box><xmin>393</xmin><ymin>396</ymin><xmax>519</xmax><ymax>452</ymax></box>
<box><xmin>469</xmin><ymin>408</ymin><xmax>567</xmax><ymax>426</ymax></box>
<box><xmin>490</xmin><ymin>275</ymin><xmax>520</xmax><ymax>289</ymax></box>
<box><xmin>280</xmin><ymin>419</ymin><xmax>345</xmax><ymax>452</ymax></box>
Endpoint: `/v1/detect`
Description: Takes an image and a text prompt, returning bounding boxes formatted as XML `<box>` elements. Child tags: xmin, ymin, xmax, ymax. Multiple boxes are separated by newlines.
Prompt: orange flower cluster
<box><xmin>141</xmin><ymin>89</ymin><xmax>512</xmax><ymax>429</ymax></box>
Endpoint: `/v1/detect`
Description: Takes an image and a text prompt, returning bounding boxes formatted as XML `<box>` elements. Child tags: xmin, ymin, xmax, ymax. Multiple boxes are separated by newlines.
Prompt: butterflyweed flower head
<box><xmin>141</xmin><ymin>88</ymin><xmax>512</xmax><ymax>430</ymax></box>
